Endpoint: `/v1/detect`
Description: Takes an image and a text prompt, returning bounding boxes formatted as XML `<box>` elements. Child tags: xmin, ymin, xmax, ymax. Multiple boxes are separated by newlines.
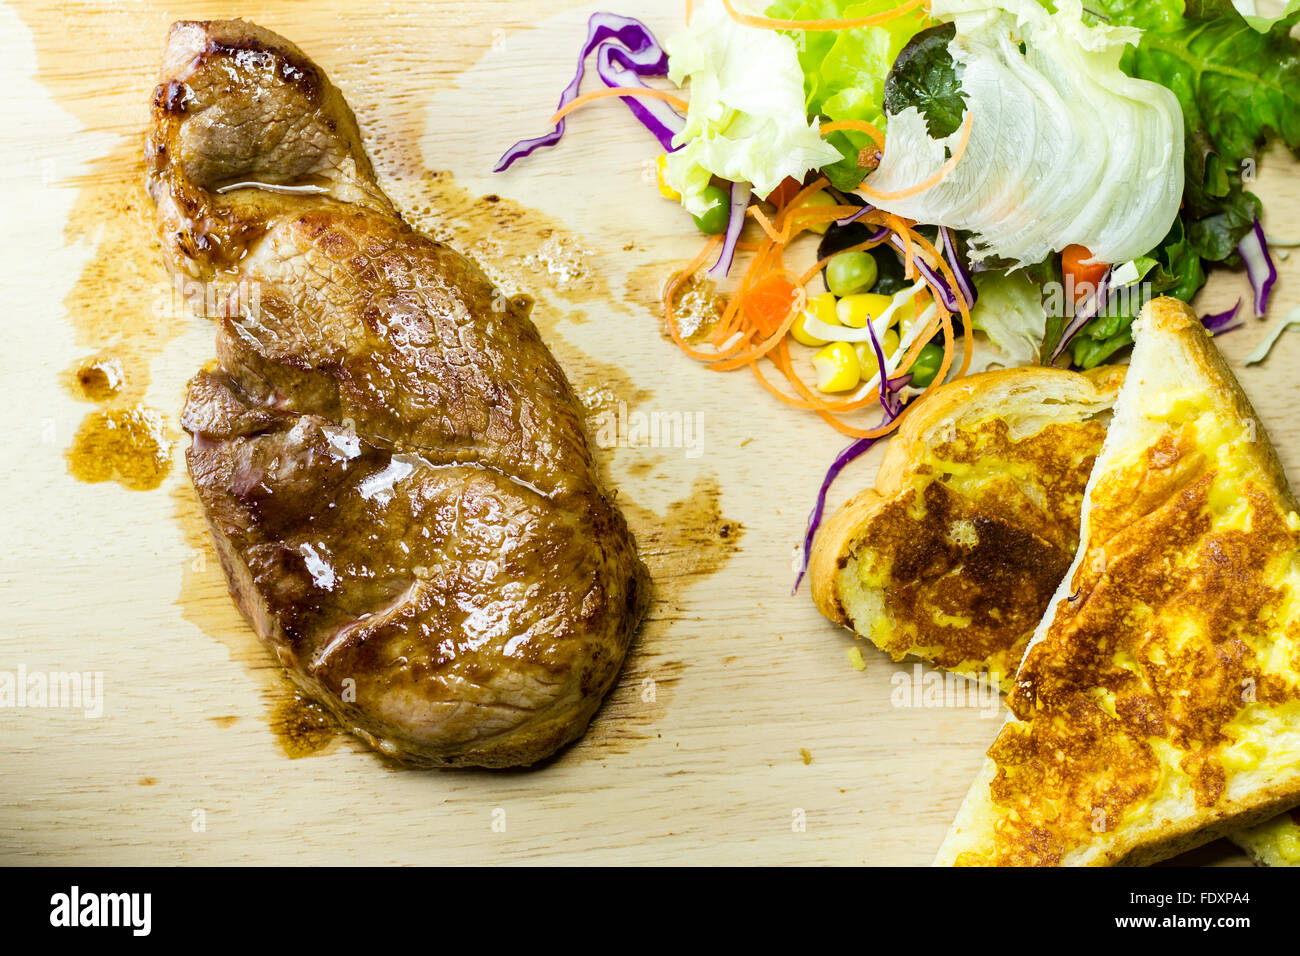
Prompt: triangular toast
<box><xmin>937</xmin><ymin>297</ymin><xmax>1300</xmax><ymax>866</ymax></box>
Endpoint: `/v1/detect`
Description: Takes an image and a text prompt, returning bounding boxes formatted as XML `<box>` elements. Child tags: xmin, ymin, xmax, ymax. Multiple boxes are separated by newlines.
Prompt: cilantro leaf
<box><xmin>882</xmin><ymin>23</ymin><xmax>968</xmax><ymax>140</ymax></box>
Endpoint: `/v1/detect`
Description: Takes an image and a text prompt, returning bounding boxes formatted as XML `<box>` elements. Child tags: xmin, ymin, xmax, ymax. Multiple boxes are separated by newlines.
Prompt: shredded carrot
<box><xmin>550</xmin><ymin>86</ymin><xmax>689</xmax><ymax>126</ymax></box>
<box><xmin>888</xmin><ymin>213</ymin><xmax>916</xmax><ymax>279</ymax></box>
<box><xmin>777</xmin><ymin>204</ymin><xmax>864</xmax><ymax>242</ymax></box>
<box><xmin>722</xmin><ymin>0</ymin><xmax>928</xmax><ymax>31</ymax></box>
<box><xmin>820</xmin><ymin>119</ymin><xmax>886</xmax><ymax>153</ymax></box>
<box><xmin>710</xmin><ymin>274</ymin><xmax>808</xmax><ymax>371</ymax></box>
<box><xmin>741</xmin><ymin>274</ymin><xmax>801</xmax><ymax>337</ymax></box>
<box><xmin>858</xmin><ymin>111</ymin><xmax>973</xmax><ymax>202</ymax></box>
<box><xmin>750</xmin><ymin>205</ymin><xmax>784</xmax><ymax>243</ymax></box>
<box><xmin>659</xmin><ymin>174</ymin><xmax>972</xmax><ymax>440</ymax></box>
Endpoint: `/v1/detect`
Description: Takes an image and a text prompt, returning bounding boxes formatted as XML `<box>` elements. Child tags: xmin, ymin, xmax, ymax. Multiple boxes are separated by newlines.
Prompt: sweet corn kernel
<box><xmin>836</xmin><ymin>292</ymin><xmax>895</xmax><ymax>329</ymax></box>
<box><xmin>656</xmin><ymin>155</ymin><xmax>680</xmax><ymax>201</ymax></box>
<box><xmin>812</xmin><ymin>341</ymin><xmax>860</xmax><ymax>393</ymax></box>
<box><xmin>854</xmin><ymin>329</ymin><xmax>900</xmax><ymax>377</ymax></box>
<box><xmin>791</xmin><ymin>292</ymin><xmax>840</xmax><ymax>347</ymax></box>
<box><xmin>792</xmin><ymin>191</ymin><xmax>839</xmax><ymax>235</ymax></box>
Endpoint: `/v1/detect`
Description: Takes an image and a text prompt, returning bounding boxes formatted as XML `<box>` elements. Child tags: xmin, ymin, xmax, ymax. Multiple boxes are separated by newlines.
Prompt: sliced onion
<box><xmin>1246</xmin><ymin>304</ymin><xmax>1300</xmax><ymax>366</ymax></box>
<box><xmin>1239</xmin><ymin>217</ymin><xmax>1278</xmax><ymax>318</ymax></box>
<box><xmin>707</xmin><ymin>181</ymin><xmax>751</xmax><ymax>280</ymax></box>
<box><xmin>800</xmin><ymin>316</ymin><xmax>878</xmax><ymax>344</ymax></box>
<box><xmin>494</xmin><ymin>13</ymin><xmax>680</xmax><ymax>172</ymax></box>
<box><xmin>1201</xmin><ymin>298</ymin><xmax>1245</xmax><ymax>335</ymax></box>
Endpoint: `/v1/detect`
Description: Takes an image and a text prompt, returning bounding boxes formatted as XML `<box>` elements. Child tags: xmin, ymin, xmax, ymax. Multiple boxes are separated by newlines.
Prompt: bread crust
<box><xmin>809</xmin><ymin>365</ymin><xmax>1124</xmax><ymax>678</ymax></box>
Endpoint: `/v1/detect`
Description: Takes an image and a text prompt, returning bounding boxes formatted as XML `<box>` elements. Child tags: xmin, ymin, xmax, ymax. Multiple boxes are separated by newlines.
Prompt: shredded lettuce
<box><xmin>968</xmin><ymin>271</ymin><xmax>1049</xmax><ymax>365</ymax></box>
<box><xmin>866</xmin><ymin>0</ymin><xmax>1185</xmax><ymax>268</ymax></box>
<box><xmin>663</xmin><ymin>0</ymin><xmax>840</xmax><ymax>217</ymax></box>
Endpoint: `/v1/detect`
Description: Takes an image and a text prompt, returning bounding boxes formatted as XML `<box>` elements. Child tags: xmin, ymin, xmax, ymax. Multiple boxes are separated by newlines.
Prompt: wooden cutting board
<box><xmin>3</xmin><ymin>0</ymin><xmax>1297</xmax><ymax>865</ymax></box>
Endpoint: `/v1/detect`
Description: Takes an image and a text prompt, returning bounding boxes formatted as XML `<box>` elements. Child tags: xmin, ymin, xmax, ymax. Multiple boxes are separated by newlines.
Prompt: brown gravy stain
<box><xmin>626</xmin><ymin>261</ymin><xmax>727</xmax><ymax>343</ymax></box>
<box><xmin>70</xmin><ymin>354</ymin><xmax>125</xmax><ymax>402</ymax></box>
<box><xmin>57</xmin><ymin>143</ymin><xmax>187</xmax><ymax>492</ymax></box>
<box><xmin>390</xmin><ymin>171</ymin><xmax>612</xmax><ymax>319</ymax></box>
<box><xmin>60</xmin><ymin>146</ymin><xmax>180</xmax><ymax>405</ymax></box>
<box><xmin>65</xmin><ymin>405</ymin><xmax>174</xmax><ymax>491</ymax></box>
<box><xmin>572</xmin><ymin>476</ymin><xmax>745</xmax><ymax>756</ymax></box>
<box><xmin>271</xmin><ymin>694</ymin><xmax>341</xmax><ymax>759</ymax></box>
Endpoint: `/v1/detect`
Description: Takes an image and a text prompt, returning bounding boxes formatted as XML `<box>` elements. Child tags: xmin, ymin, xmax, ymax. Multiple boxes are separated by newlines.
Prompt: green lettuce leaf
<box><xmin>882</xmin><ymin>23</ymin><xmax>967</xmax><ymax>139</ymax></box>
<box><xmin>1230</xmin><ymin>0</ymin><xmax>1300</xmax><ymax>32</ymax></box>
<box><xmin>1091</xmin><ymin>0</ymin><xmax>1300</xmax><ymax>299</ymax></box>
<box><xmin>968</xmin><ymin>271</ymin><xmax>1049</xmax><ymax>365</ymax></box>
<box><xmin>766</xmin><ymin>0</ymin><xmax>930</xmax><ymax>190</ymax></box>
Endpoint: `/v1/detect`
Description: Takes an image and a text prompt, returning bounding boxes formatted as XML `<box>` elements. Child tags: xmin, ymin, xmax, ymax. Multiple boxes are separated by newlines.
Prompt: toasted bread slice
<box><xmin>810</xmin><ymin>365</ymin><xmax>1125</xmax><ymax>688</ymax></box>
<box><xmin>936</xmin><ymin>298</ymin><xmax>1300</xmax><ymax>866</ymax></box>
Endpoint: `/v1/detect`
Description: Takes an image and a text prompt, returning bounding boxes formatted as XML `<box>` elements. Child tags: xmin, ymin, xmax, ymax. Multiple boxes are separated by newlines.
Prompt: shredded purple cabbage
<box><xmin>887</xmin><ymin>232</ymin><xmax>974</xmax><ymax>315</ymax></box>
<box><xmin>938</xmin><ymin>227</ymin><xmax>977</xmax><ymax>312</ymax></box>
<box><xmin>1239</xmin><ymin>217</ymin><xmax>1277</xmax><ymax>318</ymax></box>
<box><xmin>792</xmin><ymin>363</ymin><xmax>912</xmax><ymax>594</ymax></box>
<box><xmin>494</xmin><ymin>13</ymin><xmax>681</xmax><ymax>172</ymax></box>
<box><xmin>792</xmin><ymin>431</ymin><xmax>882</xmax><ymax>595</ymax></box>
<box><xmin>835</xmin><ymin>204</ymin><xmax>873</xmax><ymax>228</ymax></box>
<box><xmin>791</xmin><ymin>402</ymin><xmax>909</xmax><ymax>594</ymax></box>
<box><xmin>864</xmin><ymin>319</ymin><xmax>907</xmax><ymax>418</ymax></box>
<box><xmin>1201</xmin><ymin>298</ymin><xmax>1245</xmax><ymax>334</ymax></box>
<box><xmin>1051</xmin><ymin>270</ymin><xmax>1112</xmax><ymax>363</ymax></box>
<box><xmin>707</xmin><ymin>181</ymin><xmax>752</xmax><ymax>280</ymax></box>
<box><xmin>595</xmin><ymin>35</ymin><xmax>686</xmax><ymax>151</ymax></box>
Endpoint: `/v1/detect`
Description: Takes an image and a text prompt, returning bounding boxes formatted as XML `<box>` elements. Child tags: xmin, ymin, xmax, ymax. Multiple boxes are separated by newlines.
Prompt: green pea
<box><xmin>692</xmin><ymin>185</ymin><xmax>732</xmax><ymax>236</ymax></box>
<box><xmin>826</xmin><ymin>250</ymin><xmax>879</xmax><ymax>297</ymax></box>
<box><xmin>907</xmin><ymin>342</ymin><xmax>945</xmax><ymax>388</ymax></box>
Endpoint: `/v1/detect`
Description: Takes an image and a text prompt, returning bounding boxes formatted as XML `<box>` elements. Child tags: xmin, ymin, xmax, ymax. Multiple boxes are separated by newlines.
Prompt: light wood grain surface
<box><xmin>1</xmin><ymin>0</ymin><xmax>1297</xmax><ymax>866</ymax></box>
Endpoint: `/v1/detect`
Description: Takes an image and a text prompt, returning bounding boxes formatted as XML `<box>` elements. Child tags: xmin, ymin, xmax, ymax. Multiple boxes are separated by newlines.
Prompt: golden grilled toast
<box><xmin>936</xmin><ymin>298</ymin><xmax>1300</xmax><ymax>866</ymax></box>
<box><xmin>810</xmin><ymin>365</ymin><xmax>1125</xmax><ymax>689</ymax></box>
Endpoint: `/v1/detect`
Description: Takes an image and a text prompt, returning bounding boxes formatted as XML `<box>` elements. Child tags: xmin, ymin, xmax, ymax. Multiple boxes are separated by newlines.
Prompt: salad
<box><xmin>495</xmin><ymin>0</ymin><xmax>1300</xmax><ymax>586</ymax></box>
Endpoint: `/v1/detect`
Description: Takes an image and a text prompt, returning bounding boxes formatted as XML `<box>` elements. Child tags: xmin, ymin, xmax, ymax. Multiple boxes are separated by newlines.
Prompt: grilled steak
<box><xmin>146</xmin><ymin>19</ymin><xmax>650</xmax><ymax>767</ymax></box>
